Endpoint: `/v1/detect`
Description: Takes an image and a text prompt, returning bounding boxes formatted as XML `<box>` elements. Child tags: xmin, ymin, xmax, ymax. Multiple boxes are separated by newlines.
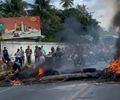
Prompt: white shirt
<box><xmin>15</xmin><ymin>51</ymin><xmax>21</xmax><ymax>58</ymax></box>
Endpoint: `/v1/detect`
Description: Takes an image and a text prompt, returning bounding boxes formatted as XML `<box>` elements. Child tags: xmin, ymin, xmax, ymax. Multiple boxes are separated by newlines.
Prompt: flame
<box><xmin>105</xmin><ymin>58</ymin><xmax>120</xmax><ymax>74</ymax></box>
<box><xmin>36</xmin><ymin>67</ymin><xmax>45</xmax><ymax>77</ymax></box>
<box><xmin>10</xmin><ymin>79</ymin><xmax>22</xmax><ymax>85</ymax></box>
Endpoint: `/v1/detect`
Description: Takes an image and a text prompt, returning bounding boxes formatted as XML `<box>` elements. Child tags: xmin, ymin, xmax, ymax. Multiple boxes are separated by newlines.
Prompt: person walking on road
<box><xmin>25</xmin><ymin>46</ymin><xmax>32</xmax><ymax>64</ymax></box>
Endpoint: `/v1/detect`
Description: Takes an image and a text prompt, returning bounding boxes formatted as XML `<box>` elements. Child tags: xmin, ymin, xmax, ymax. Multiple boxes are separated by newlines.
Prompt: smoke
<box><xmin>54</xmin><ymin>0</ymin><xmax>120</xmax><ymax>72</ymax></box>
<box><xmin>111</xmin><ymin>0</ymin><xmax>120</xmax><ymax>59</ymax></box>
<box><xmin>52</xmin><ymin>0</ymin><xmax>120</xmax><ymax>72</ymax></box>
<box><xmin>55</xmin><ymin>15</ymin><xmax>101</xmax><ymax>72</ymax></box>
<box><xmin>98</xmin><ymin>0</ymin><xmax>120</xmax><ymax>29</ymax></box>
<box><xmin>58</xmin><ymin>16</ymin><xmax>93</xmax><ymax>43</ymax></box>
<box><xmin>96</xmin><ymin>0</ymin><xmax>120</xmax><ymax>60</ymax></box>
<box><xmin>113</xmin><ymin>0</ymin><xmax>120</xmax><ymax>27</ymax></box>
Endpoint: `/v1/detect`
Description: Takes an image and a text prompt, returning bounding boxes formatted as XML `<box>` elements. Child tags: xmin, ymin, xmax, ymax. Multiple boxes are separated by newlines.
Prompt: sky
<box><xmin>24</xmin><ymin>0</ymin><xmax>114</xmax><ymax>29</ymax></box>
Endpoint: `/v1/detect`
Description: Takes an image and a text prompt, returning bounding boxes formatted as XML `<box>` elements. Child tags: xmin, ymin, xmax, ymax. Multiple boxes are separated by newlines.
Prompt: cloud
<box><xmin>24</xmin><ymin>0</ymin><xmax>34</xmax><ymax>3</ymax></box>
<box><xmin>71</xmin><ymin>0</ymin><xmax>115</xmax><ymax>29</ymax></box>
<box><xmin>89</xmin><ymin>0</ymin><xmax>115</xmax><ymax>29</ymax></box>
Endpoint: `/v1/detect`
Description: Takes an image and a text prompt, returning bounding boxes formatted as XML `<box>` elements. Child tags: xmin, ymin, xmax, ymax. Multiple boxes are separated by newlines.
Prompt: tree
<box><xmin>57</xmin><ymin>5</ymin><xmax>100</xmax><ymax>43</ymax></box>
<box><xmin>0</xmin><ymin>0</ymin><xmax>27</xmax><ymax>17</ymax></box>
<box><xmin>31</xmin><ymin>0</ymin><xmax>51</xmax><ymax>18</ymax></box>
<box><xmin>31</xmin><ymin>0</ymin><xmax>51</xmax><ymax>34</ymax></box>
<box><xmin>0</xmin><ymin>0</ymin><xmax>100</xmax><ymax>42</ymax></box>
<box><xmin>30</xmin><ymin>0</ymin><xmax>63</xmax><ymax>42</ymax></box>
<box><xmin>60</xmin><ymin>0</ymin><xmax>74</xmax><ymax>9</ymax></box>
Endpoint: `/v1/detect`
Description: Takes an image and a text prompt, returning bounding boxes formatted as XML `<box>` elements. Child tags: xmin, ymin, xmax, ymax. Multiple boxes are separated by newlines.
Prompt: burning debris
<box><xmin>100</xmin><ymin>0</ymin><xmax>120</xmax><ymax>80</ymax></box>
<box><xmin>10</xmin><ymin>79</ymin><xmax>22</xmax><ymax>85</ymax></box>
<box><xmin>105</xmin><ymin>59</ymin><xmax>120</xmax><ymax>75</ymax></box>
<box><xmin>0</xmin><ymin>60</ymin><xmax>101</xmax><ymax>86</ymax></box>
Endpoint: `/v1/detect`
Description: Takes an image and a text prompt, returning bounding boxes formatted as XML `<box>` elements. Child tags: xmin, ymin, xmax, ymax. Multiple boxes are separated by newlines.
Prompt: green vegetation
<box><xmin>60</xmin><ymin>0</ymin><xmax>74</xmax><ymax>9</ymax></box>
<box><xmin>0</xmin><ymin>0</ymin><xmax>100</xmax><ymax>42</ymax></box>
<box><xmin>0</xmin><ymin>0</ymin><xmax>28</xmax><ymax>17</ymax></box>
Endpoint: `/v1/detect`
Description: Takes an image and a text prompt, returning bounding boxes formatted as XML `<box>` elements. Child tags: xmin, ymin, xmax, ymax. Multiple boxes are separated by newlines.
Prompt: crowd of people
<box><xmin>2</xmin><ymin>46</ymin><xmax>46</xmax><ymax>64</ymax></box>
<box><xmin>2</xmin><ymin>45</ymin><xmax>64</xmax><ymax>72</ymax></box>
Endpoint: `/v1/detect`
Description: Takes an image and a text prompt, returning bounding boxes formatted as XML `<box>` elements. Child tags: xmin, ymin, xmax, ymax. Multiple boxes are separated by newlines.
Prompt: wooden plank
<box><xmin>40</xmin><ymin>73</ymin><xmax>96</xmax><ymax>81</ymax></box>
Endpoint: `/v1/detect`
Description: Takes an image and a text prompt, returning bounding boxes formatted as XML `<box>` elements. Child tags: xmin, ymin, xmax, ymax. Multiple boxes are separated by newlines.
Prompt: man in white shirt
<box><xmin>15</xmin><ymin>49</ymin><xmax>22</xmax><ymax>66</ymax></box>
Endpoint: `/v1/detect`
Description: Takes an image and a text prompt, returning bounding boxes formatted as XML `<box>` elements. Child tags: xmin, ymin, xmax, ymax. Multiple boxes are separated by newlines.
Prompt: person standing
<box><xmin>36</xmin><ymin>47</ymin><xmax>42</xmax><ymax>63</ymax></box>
<box><xmin>41</xmin><ymin>46</ymin><xmax>46</xmax><ymax>56</ymax></box>
<box><xmin>15</xmin><ymin>49</ymin><xmax>22</xmax><ymax>66</ymax></box>
<box><xmin>34</xmin><ymin>46</ymin><xmax>38</xmax><ymax>63</ymax></box>
<box><xmin>25</xmin><ymin>46</ymin><xmax>32</xmax><ymax>64</ymax></box>
<box><xmin>51</xmin><ymin>47</ymin><xmax>56</xmax><ymax>57</ymax></box>
<box><xmin>20</xmin><ymin>47</ymin><xmax>24</xmax><ymax>65</ymax></box>
<box><xmin>2</xmin><ymin>47</ymin><xmax>10</xmax><ymax>63</ymax></box>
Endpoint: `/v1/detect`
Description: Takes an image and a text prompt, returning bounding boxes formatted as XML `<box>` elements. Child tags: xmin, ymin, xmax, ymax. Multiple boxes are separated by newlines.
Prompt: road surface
<box><xmin>0</xmin><ymin>81</ymin><xmax>120</xmax><ymax>100</ymax></box>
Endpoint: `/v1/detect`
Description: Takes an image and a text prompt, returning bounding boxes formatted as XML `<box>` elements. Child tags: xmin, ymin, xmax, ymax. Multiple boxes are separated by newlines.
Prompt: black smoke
<box><xmin>112</xmin><ymin>0</ymin><xmax>120</xmax><ymax>59</ymax></box>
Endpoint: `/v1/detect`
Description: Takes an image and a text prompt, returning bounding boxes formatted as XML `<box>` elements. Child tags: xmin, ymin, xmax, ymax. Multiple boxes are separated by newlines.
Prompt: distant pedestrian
<box><xmin>25</xmin><ymin>46</ymin><xmax>32</xmax><ymax>64</ymax></box>
<box><xmin>34</xmin><ymin>46</ymin><xmax>38</xmax><ymax>63</ymax></box>
<box><xmin>15</xmin><ymin>49</ymin><xmax>22</xmax><ymax>66</ymax></box>
<box><xmin>41</xmin><ymin>46</ymin><xmax>46</xmax><ymax>56</ymax></box>
<box><xmin>36</xmin><ymin>47</ymin><xmax>42</xmax><ymax>63</ymax></box>
<box><xmin>36</xmin><ymin>47</ymin><xmax>46</xmax><ymax>65</ymax></box>
<box><xmin>51</xmin><ymin>47</ymin><xmax>56</xmax><ymax>57</ymax></box>
<box><xmin>2</xmin><ymin>47</ymin><xmax>10</xmax><ymax>63</ymax></box>
<box><xmin>56</xmin><ymin>46</ymin><xmax>62</xmax><ymax>58</ymax></box>
<box><xmin>20</xmin><ymin>47</ymin><xmax>24</xmax><ymax>65</ymax></box>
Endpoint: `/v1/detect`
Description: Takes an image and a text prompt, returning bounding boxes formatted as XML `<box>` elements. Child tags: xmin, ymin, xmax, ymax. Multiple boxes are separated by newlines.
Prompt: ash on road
<box><xmin>0</xmin><ymin>81</ymin><xmax>120</xmax><ymax>100</ymax></box>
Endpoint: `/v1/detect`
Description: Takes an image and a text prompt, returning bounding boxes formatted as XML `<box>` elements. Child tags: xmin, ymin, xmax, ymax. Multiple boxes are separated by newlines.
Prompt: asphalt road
<box><xmin>0</xmin><ymin>81</ymin><xmax>120</xmax><ymax>100</ymax></box>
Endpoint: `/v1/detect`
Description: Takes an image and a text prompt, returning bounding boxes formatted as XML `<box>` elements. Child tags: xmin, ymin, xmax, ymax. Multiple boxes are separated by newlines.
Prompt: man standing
<box><xmin>15</xmin><ymin>49</ymin><xmax>22</xmax><ymax>67</ymax></box>
<box><xmin>34</xmin><ymin>46</ymin><xmax>38</xmax><ymax>63</ymax></box>
<box><xmin>20</xmin><ymin>47</ymin><xmax>24</xmax><ymax>65</ymax></box>
<box><xmin>25</xmin><ymin>46</ymin><xmax>32</xmax><ymax>64</ymax></box>
<box><xmin>2</xmin><ymin>47</ymin><xmax>10</xmax><ymax>63</ymax></box>
<box><xmin>41</xmin><ymin>46</ymin><xmax>46</xmax><ymax>56</ymax></box>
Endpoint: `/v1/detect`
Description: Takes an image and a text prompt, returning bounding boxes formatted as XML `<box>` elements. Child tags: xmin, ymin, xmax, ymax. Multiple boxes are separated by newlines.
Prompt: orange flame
<box><xmin>105</xmin><ymin>58</ymin><xmax>120</xmax><ymax>74</ymax></box>
<box><xmin>36</xmin><ymin>67</ymin><xmax>45</xmax><ymax>77</ymax></box>
<box><xmin>10</xmin><ymin>79</ymin><xmax>22</xmax><ymax>85</ymax></box>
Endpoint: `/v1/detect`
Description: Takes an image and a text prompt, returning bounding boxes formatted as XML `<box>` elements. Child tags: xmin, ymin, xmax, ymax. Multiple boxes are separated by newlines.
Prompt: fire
<box><xmin>10</xmin><ymin>79</ymin><xmax>22</xmax><ymax>85</ymax></box>
<box><xmin>36</xmin><ymin>67</ymin><xmax>45</xmax><ymax>77</ymax></box>
<box><xmin>105</xmin><ymin>58</ymin><xmax>120</xmax><ymax>74</ymax></box>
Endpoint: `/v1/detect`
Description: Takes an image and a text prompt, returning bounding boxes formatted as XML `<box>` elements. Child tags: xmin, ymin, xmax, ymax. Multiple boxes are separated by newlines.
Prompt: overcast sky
<box><xmin>24</xmin><ymin>0</ymin><xmax>114</xmax><ymax>29</ymax></box>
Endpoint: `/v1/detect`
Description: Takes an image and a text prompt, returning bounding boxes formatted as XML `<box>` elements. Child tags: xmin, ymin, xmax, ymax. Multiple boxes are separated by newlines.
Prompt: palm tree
<box><xmin>60</xmin><ymin>0</ymin><xmax>74</xmax><ymax>9</ymax></box>
<box><xmin>0</xmin><ymin>0</ymin><xmax>27</xmax><ymax>17</ymax></box>
<box><xmin>31</xmin><ymin>0</ymin><xmax>52</xmax><ymax>34</ymax></box>
<box><xmin>30</xmin><ymin>0</ymin><xmax>63</xmax><ymax>41</ymax></box>
<box><xmin>76</xmin><ymin>5</ymin><xmax>88</xmax><ymax>14</ymax></box>
<box><xmin>32</xmin><ymin>0</ymin><xmax>52</xmax><ymax>18</ymax></box>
